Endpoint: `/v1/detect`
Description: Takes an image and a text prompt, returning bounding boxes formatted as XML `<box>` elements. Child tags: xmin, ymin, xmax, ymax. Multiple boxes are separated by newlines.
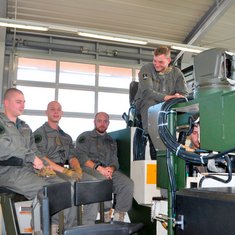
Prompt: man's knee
<box><xmin>127</xmin><ymin>178</ymin><xmax>134</xmax><ymax>194</ymax></box>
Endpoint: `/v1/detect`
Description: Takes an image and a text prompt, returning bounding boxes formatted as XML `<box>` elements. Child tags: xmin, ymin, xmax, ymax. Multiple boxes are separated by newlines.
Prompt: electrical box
<box><xmin>131</xmin><ymin>160</ymin><xmax>161</xmax><ymax>204</ymax></box>
<box><xmin>176</xmin><ymin>187</ymin><xmax>235</xmax><ymax>235</ymax></box>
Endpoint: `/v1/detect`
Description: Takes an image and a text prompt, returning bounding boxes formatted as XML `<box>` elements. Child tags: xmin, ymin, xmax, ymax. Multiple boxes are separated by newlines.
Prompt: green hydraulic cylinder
<box><xmin>167</xmin><ymin>110</ymin><xmax>176</xmax><ymax>235</ymax></box>
<box><xmin>155</xmin><ymin>107</ymin><xmax>186</xmax><ymax>235</ymax></box>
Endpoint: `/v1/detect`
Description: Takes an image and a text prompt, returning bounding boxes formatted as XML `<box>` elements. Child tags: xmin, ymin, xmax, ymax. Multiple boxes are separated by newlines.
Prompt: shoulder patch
<box><xmin>34</xmin><ymin>134</ymin><xmax>42</xmax><ymax>143</ymax></box>
<box><xmin>0</xmin><ymin>124</ymin><xmax>5</xmax><ymax>135</ymax></box>
<box><xmin>78</xmin><ymin>136</ymin><xmax>86</xmax><ymax>143</ymax></box>
<box><xmin>143</xmin><ymin>73</ymin><xmax>148</xmax><ymax>80</ymax></box>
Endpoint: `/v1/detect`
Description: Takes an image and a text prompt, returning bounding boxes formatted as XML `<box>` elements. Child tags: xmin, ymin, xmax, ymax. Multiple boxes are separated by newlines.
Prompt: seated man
<box><xmin>189</xmin><ymin>121</ymin><xmax>225</xmax><ymax>173</ymax></box>
<box><xmin>33</xmin><ymin>101</ymin><xmax>99</xmax><ymax>225</ymax></box>
<box><xmin>0</xmin><ymin>88</ymin><xmax>77</xmax><ymax>235</ymax></box>
<box><xmin>189</xmin><ymin>122</ymin><xmax>200</xmax><ymax>150</ymax></box>
<box><xmin>76</xmin><ymin>112</ymin><xmax>134</xmax><ymax>222</ymax></box>
<box><xmin>134</xmin><ymin>46</ymin><xmax>188</xmax><ymax>159</ymax></box>
<box><xmin>33</xmin><ymin>101</ymin><xmax>82</xmax><ymax>181</ymax></box>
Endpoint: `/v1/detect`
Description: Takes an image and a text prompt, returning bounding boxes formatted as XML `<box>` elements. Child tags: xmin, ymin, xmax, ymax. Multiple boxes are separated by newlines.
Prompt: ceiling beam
<box><xmin>184</xmin><ymin>0</ymin><xmax>234</xmax><ymax>45</ymax></box>
<box><xmin>174</xmin><ymin>0</ymin><xmax>234</xmax><ymax>64</ymax></box>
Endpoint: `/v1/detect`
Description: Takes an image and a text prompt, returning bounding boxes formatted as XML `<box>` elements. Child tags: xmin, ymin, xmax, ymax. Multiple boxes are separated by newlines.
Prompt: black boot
<box><xmin>133</xmin><ymin>128</ymin><xmax>147</xmax><ymax>160</ymax></box>
<box><xmin>148</xmin><ymin>135</ymin><xmax>157</xmax><ymax>160</ymax></box>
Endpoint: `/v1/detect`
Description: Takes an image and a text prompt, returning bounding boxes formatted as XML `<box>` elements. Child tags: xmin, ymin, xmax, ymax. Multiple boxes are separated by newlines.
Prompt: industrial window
<box><xmin>58</xmin><ymin>89</ymin><xmax>95</xmax><ymax>113</ymax></box>
<box><xmin>99</xmin><ymin>66</ymin><xmax>132</xmax><ymax>89</ymax></box>
<box><xmin>17</xmin><ymin>86</ymin><xmax>55</xmax><ymax>110</ymax></box>
<box><xmin>16</xmin><ymin>57</ymin><xmax>133</xmax><ymax>140</ymax></box>
<box><xmin>59</xmin><ymin>62</ymin><xmax>95</xmax><ymax>86</ymax></box>
<box><xmin>98</xmin><ymin>92</ymin><xmax>129</xmax><ymax>115</ymax></box>
<box><xmin>17</xmin><ymin>58</ymin><xmax>56</xmax><ymax>83</ymax></box>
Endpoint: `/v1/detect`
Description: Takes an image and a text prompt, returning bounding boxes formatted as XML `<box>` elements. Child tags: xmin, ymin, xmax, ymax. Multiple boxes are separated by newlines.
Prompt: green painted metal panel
<box><xmin>199</xmin><ymin>90</ymin><xmax>235</xmax><ymax>151</ymax></box>
<box><xmin>199</xmin><ymin>91</ymin><xmax>224</xmax><ymax>151</ymax></box>
<box><xmin>157</xmin><ymin>111</ymin><xmax>186</xmax><ymax>190</ymax></box>
<box><xmin>109</xmin><ymin>128</ymin><xmax>131</xmax><ymax>177</ymax></box>
<box><xmin>157</xmin><ymin>152</ymin><xmax>186</xmax><ymax>190</ymax></box>
<box><xmin>109</xmin><ymin>128</ymin><xmax>156</xmax><ymax>235</ymax></box>
<box><xmin>174</xmin><ymin>90</ymin><xmax>235</xmax><ymax>152</ymax></box>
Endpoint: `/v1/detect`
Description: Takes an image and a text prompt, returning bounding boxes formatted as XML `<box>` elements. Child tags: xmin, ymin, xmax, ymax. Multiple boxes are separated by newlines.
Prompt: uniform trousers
<box><xmin>83</xmin><ymin>166</ymin><xmax>134</xmax><ymax>220</ymax></box>
<box><xmin>0</xmin><ymin>165</ymin><xmax>77</xmax><ymax>229</ymax></box>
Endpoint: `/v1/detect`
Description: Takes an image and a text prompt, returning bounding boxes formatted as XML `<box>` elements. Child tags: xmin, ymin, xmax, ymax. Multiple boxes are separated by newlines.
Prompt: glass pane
<box><xmin>98</xmin><ymin>92</ymin><xmax>129</xmax><ymax>115</ymax></box>
<box><xmin>60</xmin><ymin>62</ymin><xmax>95</xmax><ymax>85</ymax></box>
<box><xmin>17</xmin><ymin>58</ymin><xmax>56</xmax><ymax>82</ymax></box>
<box><xmin>99</xmin><ymin>66</ymin><xmax>132</xmax><ymax>89</ymax></box>
<box><xmin>60</xmin><ymin>117</ymin><xmax>94</xmax><ymax>141</ymax></box>
<box><xmin>58</xmin><ymin>89</ymin><xmax>95</xmax><ymax>113</ymax></box>
<box><xmin>20</xmin><ymin>115</ymin><xmax>47</xmax><ymax>132</ymax></box>
<box><xmin>17</xmin><ymin>86</ymin><xmax>55</xmax><ymax>110</ymax></box>
<box><xmin>62</xmin><ymin>118</ymin><xmax>126</xmax><ymax>141</ymax></box>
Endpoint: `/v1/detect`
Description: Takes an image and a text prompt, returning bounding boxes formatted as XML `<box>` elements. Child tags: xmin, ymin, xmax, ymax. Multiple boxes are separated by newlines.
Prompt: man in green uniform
<box><xmin>33</xmin><ymin>101</ymin><xmax>82</xmax><ymax>181</ymax></box>
<box><xmin>76</xmin><ymin>112</ymin><xmax>134</xmax><ymax>222</ymax></box>
<box><xmin>134</xmin><ymin>45</ymin><xmax>188</xmax><ymax>159</ymax></box>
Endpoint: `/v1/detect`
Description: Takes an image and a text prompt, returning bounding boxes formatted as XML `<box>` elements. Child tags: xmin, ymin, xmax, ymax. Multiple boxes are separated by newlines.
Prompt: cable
<box><xmin>166</xmin><ymin>149</ymin><xmax>177</xmax><ymax>216</ymax></box>
<box><xmin>199</xmin><ymin>155</ymin><xmax>232</xmax><ymax>187</ymax></box>
<box><xmin>158</xmin><ymin>98</ymin><xmax>235</xmax><ymax>166</ymax></box>
<box><xmin>158</xmin><ymin>97</ymin><xmax>234</xmax><ymax>189</ymax></box>
<box><xmin>157</xmin><ymin>97</ymin><xmax>234</xmax><ymax>231</ymax></box>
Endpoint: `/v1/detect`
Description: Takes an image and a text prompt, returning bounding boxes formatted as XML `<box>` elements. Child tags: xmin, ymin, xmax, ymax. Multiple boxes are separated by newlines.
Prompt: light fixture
<box><xmin>146</xmin><ymin>38</ymin><xmax>209</xmax><ymax>53</ymax></box>
<box><xmin>0</xmin><ymin>18</ymin><xmax>48</xmax><ymax>31</ymax></box>
<box><xmin>0</xmin><ymin>17</ymin><xmax>211</xmax><ymax>52</ymax></box>
<box><xmin>171</xmin><ymin>45</ymin><xmax>207</xmax><ymax>53</ymax></box>
<box><xmin>77</xmin><ymin>29</ymin><xmax>148</xmax><ymax>45</ymax></box>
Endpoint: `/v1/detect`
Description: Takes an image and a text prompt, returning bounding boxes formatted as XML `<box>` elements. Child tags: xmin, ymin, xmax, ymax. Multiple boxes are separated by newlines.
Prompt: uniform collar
<box><xmin>45</xmin><ymin>122</ymin><xmax>67</xmax><ymax>136</ymax></box>
<box><xmin>0</xmin><ymin>113</ymin><xmax>25</xmax><ymax>127</ymax></box>
<box><xmin>158</xmin><ymin>66</ymin><xmax>172</xmax><ymax>75</ymax></box>
<box><xmin>91</xmin><ymin>129</ymin><xmax>107</xmax><ymax>137</ymax></box>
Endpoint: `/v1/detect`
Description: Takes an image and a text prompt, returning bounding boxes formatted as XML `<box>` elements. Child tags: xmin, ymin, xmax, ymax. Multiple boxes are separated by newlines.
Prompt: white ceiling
<box><xmin>5</xmin><ymin>0</ymin><xmax>235</xmax><ymax>53</ymax></box>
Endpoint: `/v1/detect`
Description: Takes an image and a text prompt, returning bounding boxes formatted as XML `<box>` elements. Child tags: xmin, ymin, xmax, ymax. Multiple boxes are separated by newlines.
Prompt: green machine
<box><xmin>148</xmin><ymin>48</ymin><xmax>235</xmax><ymax>235</ymax></box>
<box><xmin>193</xmin><ymin>48</ymin><xmax>235</xmax><ymax>152</ymax></box>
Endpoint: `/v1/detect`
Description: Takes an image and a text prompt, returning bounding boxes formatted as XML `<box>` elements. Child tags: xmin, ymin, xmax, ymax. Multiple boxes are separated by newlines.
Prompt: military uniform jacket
<box><xmin>0</xmin><ymin>113</ymin><xmax>39</xmax><ymax>166</ymax></box>
<box><xmin>76</xmin><ymin>129</ymin><xmax>119</xmax><ymax>170</ymax></box>
<box><xmin>34</xmin><ymin>122</ymin><xmax>76</xmax><ymax>165</ymax></box>
<box><xmin>135</xmin><ymin>63</ymin><xmax>188</xmax><ymax>111</ymax></box>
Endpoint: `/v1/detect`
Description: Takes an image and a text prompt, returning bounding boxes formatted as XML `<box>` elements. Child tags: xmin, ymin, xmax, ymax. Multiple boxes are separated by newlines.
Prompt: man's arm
<box><xmin>69</xmin><ymin>157</ymin><xmax>83</xmax><ymax>178</ymax></box>
<box><xmin>174</xmin><ymin>67</ymin><xmax>189</xmax><ymax>96</ymax></box>
<box><xmin>42</xmin><ymin>156</ymin><xmax>64</xmax><ymax>172</ymax></box>
<box><xmin>84</xmin><ymin>159</ymin><xmax>96</xmax><ymax>168</ymax></box>
<box><xmin>75</xmin><ymin>132</ymin><xmax>91</xmax><ymax>166</ymax></box>
<box><xmin>164</xmin><ymin>93</ymin><xmax>185</xmax><ymax>101</ymax></box>
<box><xmin>84</xmin><ymin>160</ymin><xmax>112</xmax><ymax>179</ymax></box>
<box><xmin>33</xmin><ymin>156</ymin><xmax>44</xmax><ymax>170</ymax></box>
<box><xmin>33</xmin><ymin>128</ymin><xmax>60</xmax><ymax>171</ymax></box>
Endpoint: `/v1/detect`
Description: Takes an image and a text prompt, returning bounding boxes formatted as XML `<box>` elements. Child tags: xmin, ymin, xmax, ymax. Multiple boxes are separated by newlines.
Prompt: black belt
<box><xmin>0</xmin><ymin>157</ymin><xmax>23</xmax><ymax>166</ymax></box>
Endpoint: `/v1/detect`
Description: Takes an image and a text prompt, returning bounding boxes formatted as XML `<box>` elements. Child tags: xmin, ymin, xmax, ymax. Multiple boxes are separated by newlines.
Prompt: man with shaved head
<box><xmin>34</xmin><ymin>101</ymin><xmax>83</xmax><ymax>180</ymax></box>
